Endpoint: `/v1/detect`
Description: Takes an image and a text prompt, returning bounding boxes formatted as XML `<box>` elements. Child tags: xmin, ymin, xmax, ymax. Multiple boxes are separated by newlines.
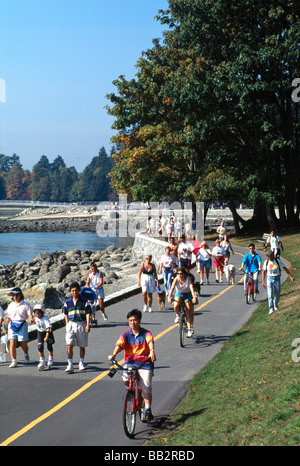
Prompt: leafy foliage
<box><xmin>106</xmin><ymin>0</ymin><xmax>300</xmax><ymax>230</ymax></box>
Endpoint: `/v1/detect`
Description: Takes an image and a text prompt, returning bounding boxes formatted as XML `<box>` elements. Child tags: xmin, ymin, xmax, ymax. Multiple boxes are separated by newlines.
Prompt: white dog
<box><xmin>224</xmin><ymin>260</ymin><xmax>236</xmax><ymax>284</ymax></box>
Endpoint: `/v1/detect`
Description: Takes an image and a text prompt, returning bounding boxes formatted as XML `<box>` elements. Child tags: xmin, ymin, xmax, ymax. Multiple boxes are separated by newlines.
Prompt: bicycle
<box><xmin>242</xmin><ymin>270</ymin><xmax>259</xmax><ymax>304</ymax></box>
<box><xmin>173</xmin><ymin>298</ymin><xmax>189</xmax><ymax>347</ymax></box>
<box><xmin>108</xmin><ymin>357</ymin><xmax>152</xmax><ymax>438</ymax></box>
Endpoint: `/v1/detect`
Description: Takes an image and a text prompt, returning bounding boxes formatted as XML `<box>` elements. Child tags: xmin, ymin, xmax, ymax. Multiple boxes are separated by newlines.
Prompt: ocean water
<box><xmin>0</xmin><ymin>231</ymin><xmax>134</xmax><ymax>265</ymax></box>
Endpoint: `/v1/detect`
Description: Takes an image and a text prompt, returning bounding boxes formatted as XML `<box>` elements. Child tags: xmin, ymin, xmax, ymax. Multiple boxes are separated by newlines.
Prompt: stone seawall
<box><xmin>131</xmin><ymin>231</ymin><xmax>170</xmax><ymax>268</ymax></box>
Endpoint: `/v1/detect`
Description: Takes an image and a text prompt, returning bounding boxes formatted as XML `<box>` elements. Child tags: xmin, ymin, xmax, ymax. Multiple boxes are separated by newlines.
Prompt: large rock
<box><xmin>24</xmin><ymin>284</ymin><xmax>65</xmax><ymax>309</ymax></box>
<box><xmin>0</xmin><ymin>244</ymin><xmax>138</xmax><ymax>316</ymax></box>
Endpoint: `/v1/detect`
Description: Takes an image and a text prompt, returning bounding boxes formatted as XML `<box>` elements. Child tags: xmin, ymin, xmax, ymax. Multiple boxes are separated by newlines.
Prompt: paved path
<box><xmin>0</xmin><ymin>245</ymin><xmax>282</xmax><ymax>446</ymax></box>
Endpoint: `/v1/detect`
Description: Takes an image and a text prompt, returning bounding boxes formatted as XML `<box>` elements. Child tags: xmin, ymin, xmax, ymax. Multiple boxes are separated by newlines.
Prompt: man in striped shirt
<box><xmin>108</xmin><ymin>309</ymin><xmax>156</xmax><ymax>421</ymax></box>
<box><xmin>64</xmin><ymin>282</ymin><xmax>91</xmax><ymax>373</ymax></box>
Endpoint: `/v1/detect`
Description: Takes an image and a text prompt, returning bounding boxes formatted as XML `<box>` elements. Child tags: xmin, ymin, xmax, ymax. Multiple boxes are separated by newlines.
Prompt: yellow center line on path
<box><xmin>1</xmin><ymin>254</ymin><xmax>245</xmax><ymax>446</ymax></box>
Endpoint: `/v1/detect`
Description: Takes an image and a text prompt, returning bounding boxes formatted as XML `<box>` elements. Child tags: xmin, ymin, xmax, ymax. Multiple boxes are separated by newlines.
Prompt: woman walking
<box><xmin>138</xmin><ymin>255</ymin><xmax>159</xmax><ymax>312</ymax></box>
<box><xmin>196</xmin><ymin>241</ymin><xmax>212</xmax><ymax>284</ymax></box>
<box><xmin>212</xmin><ymin>239</ymin><xmax>225</xmax><ymax>283</ymax></box>
<box><xmin>159</xmin><ymin>246</ymin><xmax>177</xmax><ymax>295</ymax></box>
<box><xmin>5</xmin><ymin>287</ymin><xmax>34</xmax><ymax>368</ymax></box>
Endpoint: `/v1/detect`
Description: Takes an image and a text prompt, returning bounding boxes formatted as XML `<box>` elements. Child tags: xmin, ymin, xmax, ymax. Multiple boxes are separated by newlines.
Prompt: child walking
<box><xmin>34</xmin><ymin>304</ymin><xmax>55</xmax><ymax>370</ymax></box>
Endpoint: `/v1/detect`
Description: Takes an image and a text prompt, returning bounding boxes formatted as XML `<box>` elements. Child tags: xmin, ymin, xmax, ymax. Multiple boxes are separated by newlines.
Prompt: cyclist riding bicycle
<box><xmin>239</xmin><ymin>243</ymin><xmax>262</xmax><ymax>295</ymax></box>
<box><xmin>167</xmin><ymin>267</ymin><xmax>198</xmax><ymax>337</ymax></box>
<box><xmin>108</xmin><ymin>309</ymin><xmax>156</xmax><ymax>421</ymax></box>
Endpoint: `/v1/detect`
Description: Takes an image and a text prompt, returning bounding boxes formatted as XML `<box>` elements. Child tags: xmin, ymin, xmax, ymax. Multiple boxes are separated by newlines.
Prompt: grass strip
<box><xmin>147</xmin><ymin>232</ymin><xmax>300</xmax><ymax>446</ymax></box>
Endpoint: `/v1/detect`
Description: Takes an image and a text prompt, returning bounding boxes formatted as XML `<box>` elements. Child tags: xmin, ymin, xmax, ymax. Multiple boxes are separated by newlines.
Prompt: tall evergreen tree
<box><xmin>29</xmin><ymin>155</ymin><xmax>51</xmax><ymax>201</ymax></box>
<box><xmin>80</xmin><ymin>147</ymin><xmax>115</xmax><ymax>201</ymax></box>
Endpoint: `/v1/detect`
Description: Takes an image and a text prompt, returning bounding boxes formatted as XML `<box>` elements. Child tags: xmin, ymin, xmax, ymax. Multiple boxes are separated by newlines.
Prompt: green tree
<box><xmin>0</xmin><ymin>153</ymin><xmax>20</xmax><ymax>172</ymax></box>
<box><xmin>0</xmin><ymin>176</ymin><xmax>6</xmax><ymax>199</ymax></box>
<box><xmin>29</xmin><ymin>155</ymin><xmax>51</xmax><ymax>201</ymax></box>
<box><xmin>107</xmin><ymin>0</ymin><xmax>300</xmax><ymax>231</ymax></box>
<box><xmin>80</xmin><ymin>147</ymin><xmax>115</xmax><ymax>201</ymax></box>
<box><xmin>50</xmin><ymin>166</ymin><xmax>79</xmax><ymax>202</ymax></box>
<box><xmin>50</xmin><ymin>155</ymin><xmax>66</xmax><ymax>172</ymax></box>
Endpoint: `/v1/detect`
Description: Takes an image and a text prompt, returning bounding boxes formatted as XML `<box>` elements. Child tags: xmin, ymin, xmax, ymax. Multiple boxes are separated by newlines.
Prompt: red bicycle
<box><xmin>108</xmin><ymin>357</ymin><xmax>152</xmax><ymax>438</ymax></box>
<box><xmin>243</xmin><ymin>270</ymin><xmax>259</xmax><ymax>304</ymax></box>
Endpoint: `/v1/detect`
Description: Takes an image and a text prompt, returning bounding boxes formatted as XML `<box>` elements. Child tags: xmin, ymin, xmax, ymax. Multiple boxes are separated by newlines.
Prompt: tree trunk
<box><xmin>228</xmin><ymin>201</ymin><xmax>246</xmax><ymax>235</ymax></box>
<box><xmin>265</xmin><ymin>203</ymin><xmax>277</xmax><ymax>231</ymax></box>
<box><xmin>245</xmin><ymin>202</ymin><xmax>269</xmax><ymax>232</ymax></box>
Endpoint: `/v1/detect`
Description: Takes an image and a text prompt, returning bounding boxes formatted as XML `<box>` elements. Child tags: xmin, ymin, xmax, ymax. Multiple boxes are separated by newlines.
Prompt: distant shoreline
<box><xmin>0</xmin><ymin>216</ymin><xmax>99</xmax><ymax>233</ymax></box>
<box><xmin>0</xmin><ymin>205</ymin><xmax>254</xmax><ymax>234</ymax></box>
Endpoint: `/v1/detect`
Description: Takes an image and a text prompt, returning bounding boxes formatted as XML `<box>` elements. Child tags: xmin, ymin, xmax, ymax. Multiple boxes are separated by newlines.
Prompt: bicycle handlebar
<box><xmin>240</xmin><ymin>269</ymin><xmax>260</xmax><ymax>275</ymax></box>
<box><xmin>108</xmin><ymin>357</ymin><xmax>152</xmax><ymax>378</ymax></box>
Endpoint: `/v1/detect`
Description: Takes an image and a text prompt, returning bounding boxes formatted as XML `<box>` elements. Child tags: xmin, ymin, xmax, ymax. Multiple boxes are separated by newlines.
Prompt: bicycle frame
<box><xmin>173</xmin><ymin>298</ymin><xmax>187</xmax><ymax>347</ymax></box>
<box><xmin>108</xmin><ymin>357</ymin><xmax>151</xmax><ymax>438</ymax></box>
<box><xmin>243</xmin><ymin>271</ymin><xmax>258</xmax><ymax>304</ymax></box>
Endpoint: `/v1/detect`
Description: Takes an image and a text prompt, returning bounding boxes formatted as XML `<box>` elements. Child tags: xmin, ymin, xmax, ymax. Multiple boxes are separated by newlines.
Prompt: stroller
<box><xmin>80</xmin><ymin>287</ymin><xmax>98</xmax><ymax>327</ymax></box>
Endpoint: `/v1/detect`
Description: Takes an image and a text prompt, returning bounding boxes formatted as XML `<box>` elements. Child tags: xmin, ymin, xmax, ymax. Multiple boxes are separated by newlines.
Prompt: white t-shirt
<box><xmin>35</xmin><ymin>315</ymin><xmax>52</xmax><ymax>332</ymax></box>
<box><xmin>266</xmin><ymin>235</ymin><xmax>281</xmax><ymax>251</ymax></box>
<box><xmin>217</xmin><ymin>225</ymin><xmax>226</xmax><ymax>238</ymax></box>
<box><xmin>212</xmin><ymin>246</ymin><xmax>224</xmax><ymax>257</ymax></box>
<box><xmin>263</xmin><ymin>258</ymin><xmax>284</xmax><ymax>277</ymax></box>
<box><xmin>178</xmin><ymin>242</ymin><xmax>194</xmax><ymax>259</ymax></box>
<box><xmin>166</xmin><ymin>223</ymin><xmax>173</xmax><ymax>234</ymax></box>
<box><xmin>196</xmin><ymin>248</ymin><xmax>211</xmax><ymax>261</ymax></box>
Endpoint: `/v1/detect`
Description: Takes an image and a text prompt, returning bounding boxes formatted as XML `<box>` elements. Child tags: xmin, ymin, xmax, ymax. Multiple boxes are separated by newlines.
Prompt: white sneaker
<box><xmin>187</xmin><ymin>329</ymin><xmax>193</xmax><ymax>338</ymax></box>
<box><xmin>65</xmin><ymin>363</ymin><xmax>74</xmax><ymax>373</ymax></box>
<box><xmin>102</xmin><ymin>313</ymin><xmax>108</xmax><ymax>321</ymax></box>
<box><xmin>9</xmin><ymin>361</ymin><xmax>18</xmax><ymax>368</ymax></box>
<box><xmin>37</xmin><ymin>361</ymin><xmax>46</xmax><ymax>371</ymax></box>
<box><xmin>269</xmin><ymin>309</ymin><xmax>274</xmax><ymax>315</ymax></box>
<box><xmin>47</xmin><ymin>360</ymin><xmax>54</xmax><ymax>370</ymax></box>
<box><xmin>79</xmin><ymin>361</ymin><xmax>86</xmax><ymax>371</ymax></box>
<box><xmin>24</xmin><ymin>354</ymin><xmax>30</xmax><ymax>364</ymax></box>
<box><xmin>174</xmin><ymin>315</ymin><xmax>180</xmax><ymax>323</ymax></box>
<box><xmin>206</xmin><ymin>279</ymin><xmax>210</xmax><ymax>285</ymax></box>
<box><xmin>148</xmin><ymin>307</ymin><xmax>153</xmax><ymax>313</ymax></box>
<box><xmin>143</xmin><ymin>305</ymin><xmax>147</xmax><ymax>312</ymax></box>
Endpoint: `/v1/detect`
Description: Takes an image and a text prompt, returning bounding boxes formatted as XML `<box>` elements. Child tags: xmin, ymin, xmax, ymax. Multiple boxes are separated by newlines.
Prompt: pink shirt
<box><xmin>7</xmin><ymin>300</ymin><xmax>33</xmax><ymax>321</ymax></box>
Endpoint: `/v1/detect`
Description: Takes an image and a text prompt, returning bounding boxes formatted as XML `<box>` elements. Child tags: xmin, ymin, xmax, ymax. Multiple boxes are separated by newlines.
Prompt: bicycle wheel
<box><xmin>179</xmin><ymin>313</ymin><xmax>186</xmax><ymax>347</ymax></box>
<box><xmin>252</xmin><ymin>287</ymin><xmax>257</xmax><ymax>302</ymax></box>
<box><xmin>123</xmin><ymin>390</ymin><xmax>136</xmax><ymax>438</ymax></box>
<box><xmin>246</xmin><ymin>282</ymin><xmax>251</xmax><ymax>304</ymax></box>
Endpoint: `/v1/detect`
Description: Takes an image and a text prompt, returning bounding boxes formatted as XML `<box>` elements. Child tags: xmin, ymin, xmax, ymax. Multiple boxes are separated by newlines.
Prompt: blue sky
<box><xmin>0</xmin><ymin>0</ymin><xmax>169</xmax><ymax>172</ymax></box>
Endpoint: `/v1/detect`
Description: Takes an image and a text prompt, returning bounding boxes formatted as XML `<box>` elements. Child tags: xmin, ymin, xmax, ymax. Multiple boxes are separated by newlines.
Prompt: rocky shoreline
<box><xmin>0</xmin><ymin>216</ymin><xmax>99</xmax><ymax>233</ymax></box>
<box><xmin>0</xmin><ymin>244</ymin><xmax>140</xmax><ymax>319</ymax></box>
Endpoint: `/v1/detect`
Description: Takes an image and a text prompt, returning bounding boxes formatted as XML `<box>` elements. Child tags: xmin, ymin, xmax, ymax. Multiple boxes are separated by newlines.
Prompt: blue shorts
<box><xmin>200</xmin><ymin>258</ymin><xmax>211</xmax><ymax>268</ymax></box>
<box><xmin>93</xmin><ymin>287</ymin><xmax>104</xmax><ymax>300</ymax></box>
<box><xmin>175</xmin><ymin>291</ymin><xmax>193</xmax><ymax>302</ymax></box>
<box><xmin>8</xmin><ymin>321</ymin><xmax>28</xmax><ymax>342</ymax></box>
